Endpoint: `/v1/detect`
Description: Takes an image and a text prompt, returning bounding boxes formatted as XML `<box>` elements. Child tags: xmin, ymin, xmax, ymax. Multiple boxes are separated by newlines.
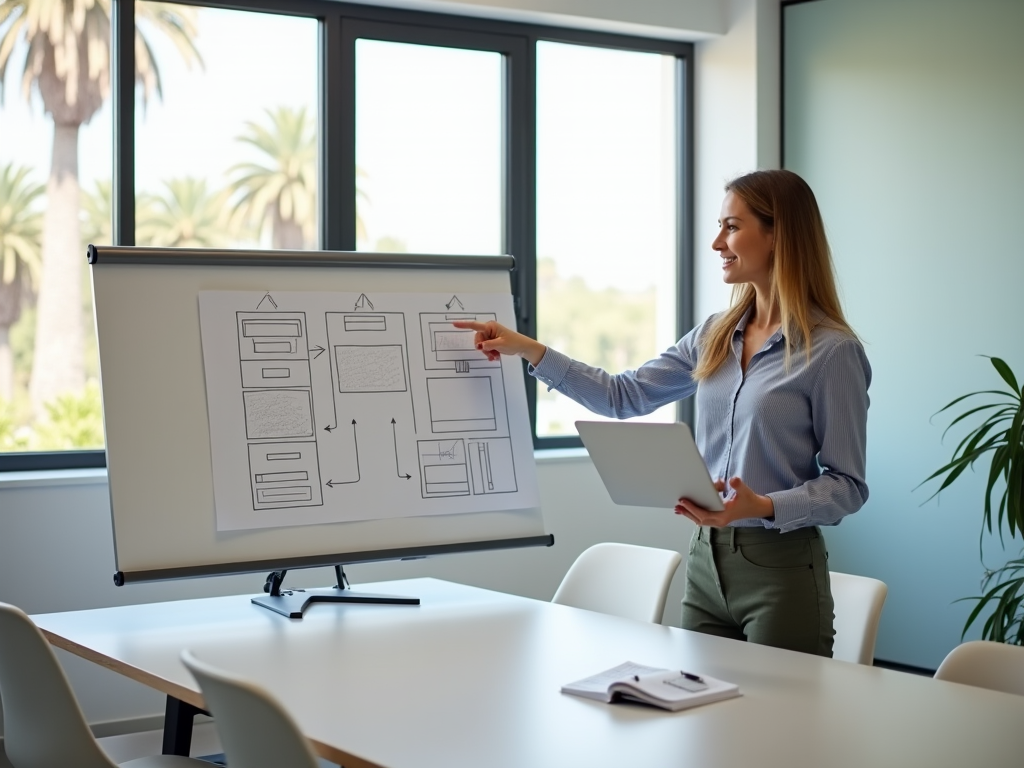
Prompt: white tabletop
<box><xmin>33</xmin><ymin>578</ymin><xmax>1024</xmax><ymax>768</ymax></box>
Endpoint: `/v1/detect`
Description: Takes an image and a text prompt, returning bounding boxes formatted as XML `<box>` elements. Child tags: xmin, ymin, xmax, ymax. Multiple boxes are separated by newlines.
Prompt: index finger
<box><xmin>452</xmin><ymin>320</ymin><xmax>488</xmax><ymax>331</ymax></box>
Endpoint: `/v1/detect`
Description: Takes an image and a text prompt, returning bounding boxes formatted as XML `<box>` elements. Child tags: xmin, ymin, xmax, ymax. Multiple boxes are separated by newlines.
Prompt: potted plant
<box><xmin>921</xmin><ymin>356</ymin><xmax>1024</xmax><ymax>644</ymax></box>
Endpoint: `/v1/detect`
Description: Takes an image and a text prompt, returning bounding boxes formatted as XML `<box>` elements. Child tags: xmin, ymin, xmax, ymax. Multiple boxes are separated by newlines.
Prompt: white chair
<box><xmin>830</xmin><ymin>571</ymin><xmax>888</xmax><ymax>665</ymax></box>
<box><xmin>934</xmin><ymin>640</ymin><xmax>1024</xmax><ymax>695</ymax></box>
<box><xmin>0</xmin><ymin>602</ymin><xmax>207</xmax><ymax>768</ymax></box>
<box><xmin>551</xmin><ymin>542</ymin><xmax>682</xmax><ymax>624</ymax></box>
<box><xmin>180</xmin><ymin>650</ymin><xmax>321</xmax><ymax>768</ymax></box>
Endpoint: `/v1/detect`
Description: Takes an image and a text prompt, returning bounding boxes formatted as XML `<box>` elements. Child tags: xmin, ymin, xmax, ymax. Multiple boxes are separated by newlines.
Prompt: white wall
<box><xmin>340</xmin><ymin>0</ymin><xmax>725</xmax><ymax>40</ymax></box>
<box><xmin>0</xmin><ymin>0</ymin><xmax>782</xmax><ymax>735</ymax></box>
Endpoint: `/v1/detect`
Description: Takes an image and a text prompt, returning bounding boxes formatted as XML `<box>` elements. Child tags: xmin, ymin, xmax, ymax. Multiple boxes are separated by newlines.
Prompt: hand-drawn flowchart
<box><xmin>198</xmin><ymin>290</ymin><xmax>539</xmax><ymax>531</ymax></box>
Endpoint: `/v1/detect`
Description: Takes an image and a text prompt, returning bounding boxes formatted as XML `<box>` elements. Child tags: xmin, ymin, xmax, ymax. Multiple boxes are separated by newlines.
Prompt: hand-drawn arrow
<box><xmin>256</xmin><ymin>293</ymin><xmax>278</xmax><ymax>310</ymax></box>
<box><xmin>446</xmin><ymin>295</ymin><xmax>464</xmax><ymax>311</ymax></box>
<box><xmin>308</xmin><ymin>344</ymin><xmax>325</xmax><ymax>360</ymax></box>
<box><xmin>354</xmin><ymin>293</ymin><xmax>374</xmax><ymax>311</ymax></box>
<box><xmin>391</xmin><ymin>418</ymin><xmax>412</xmax><ymax>479</ymax></box>
<box><xmin>325</xmin><ymin>420</ymin><xmax>361</xmax><ymax>487</ymax></box>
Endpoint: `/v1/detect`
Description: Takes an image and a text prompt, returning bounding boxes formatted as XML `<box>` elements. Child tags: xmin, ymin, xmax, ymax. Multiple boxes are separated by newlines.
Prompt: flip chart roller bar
<box><xmin>87</xmin><ymin>244</ymin><xmax>515</xmax><ymax>271</ymax></box>
<box><xmin>113</xmin><ymin>534</ymin><xmax>555</xmax><ymax>585</ymax></box>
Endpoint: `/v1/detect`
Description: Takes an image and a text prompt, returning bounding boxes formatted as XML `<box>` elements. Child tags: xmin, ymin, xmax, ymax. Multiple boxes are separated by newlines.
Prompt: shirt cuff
<box><xmin>529</xmin><ymin>347</ymin><xmax>572</xmax><ymax>391</ymax></box>
<box><xmin>765</xmin><ymin>488</ymin><xmax>812</xmax><ymax>533</ymax></box>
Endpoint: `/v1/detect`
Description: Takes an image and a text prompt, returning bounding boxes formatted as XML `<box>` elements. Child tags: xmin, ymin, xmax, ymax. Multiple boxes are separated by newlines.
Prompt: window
<box><xmin>0</xmin><ymin>1</ymin><xmax>691</xmax><ymax>470</ymax></box>
<box><xmin>535</xmin><ymin>41</ymin><xmax>681</xmax><ymax>440</ymax></box>
<box><xmin>134</xmin><ymin>4</ymin><xmax>319</xmax><ymax>251</ymax></box>
<box><xmin>355</xmin><ymin>40</ymin><xmax>502</xmax><ymax>255</ymax></box>
<box><xmin>0</xmin><ymin>2</ymin><xmax>113</xmax><ymax>466</ymax></box>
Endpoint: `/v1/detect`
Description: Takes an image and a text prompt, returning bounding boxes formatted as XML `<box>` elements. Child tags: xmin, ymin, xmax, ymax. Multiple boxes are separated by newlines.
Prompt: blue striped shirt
<box><xmin>531</xmin><ymin>307</ymin><xmax>871</xmax><ymax>532</ymax></box>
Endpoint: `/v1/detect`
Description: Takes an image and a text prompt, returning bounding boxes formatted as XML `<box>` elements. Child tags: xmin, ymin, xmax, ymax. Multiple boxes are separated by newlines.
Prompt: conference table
<box><xmin>32</xmin><ymin>578</ymin><xmax>1024</xmax><ymax>768</ymax></box>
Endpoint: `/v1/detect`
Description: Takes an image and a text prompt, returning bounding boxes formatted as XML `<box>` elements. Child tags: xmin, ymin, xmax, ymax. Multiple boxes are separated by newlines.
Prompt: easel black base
<box><xmin>251</xmin><ymin>586</ymin><xmax>420</xmax><ymax>619</ymax></box>
<box><xmin>250</xmin><ymin>565</ymin><xmax>420</xmax><ymax>619</ymax></box>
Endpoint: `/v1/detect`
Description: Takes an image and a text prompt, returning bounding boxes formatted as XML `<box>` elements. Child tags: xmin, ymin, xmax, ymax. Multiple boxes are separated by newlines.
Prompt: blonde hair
<box><xmin>692</xmin><ymin>170</ymin><xmax>853</xmax><ymax>381</ymax></box>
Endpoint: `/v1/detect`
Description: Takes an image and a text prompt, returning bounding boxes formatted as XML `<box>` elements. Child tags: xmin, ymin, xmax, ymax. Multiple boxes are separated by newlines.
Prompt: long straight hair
<box><xmin>692</xmin><ymin>170</ymin><xmax>853</xmax><ymax>381</ymax></box>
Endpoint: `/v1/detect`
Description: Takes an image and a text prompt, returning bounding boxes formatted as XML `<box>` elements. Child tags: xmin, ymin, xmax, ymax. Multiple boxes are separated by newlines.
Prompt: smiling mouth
<box><xmin>722</xmin><ymin>256</ymin><xmax>737</xmax><ymax>266</ymax></box>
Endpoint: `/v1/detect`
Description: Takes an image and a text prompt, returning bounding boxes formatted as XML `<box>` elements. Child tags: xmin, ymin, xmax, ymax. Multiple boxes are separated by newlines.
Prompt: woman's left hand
<box><xmin>675</xmin><ymin>477</ymin><xmax>774</xmax><ymax>527</ymax></box>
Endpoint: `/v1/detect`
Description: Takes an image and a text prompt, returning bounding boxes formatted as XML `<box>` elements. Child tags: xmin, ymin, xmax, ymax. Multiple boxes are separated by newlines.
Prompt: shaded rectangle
<box><xmin>255</xmin><ymin>471</ymin><xmax>309</xmax><ymax>483</ymax></box>
<box><xmin>262</xmin><ymin>368</ymin><xmax>291</xmax><ymax>379</ymax></box>
<box><xmin>344</xmin><ymin>315</ymin><xmax>387</xmax><ymax>332</ymax></box>
<box><xmin>254</xmin><ymin>341</ymin><xmax>293</xmax><ymax>354</ymax></box>
<box><xmin>243</xmin><ymin>390</ymin><xmax>314</xmax><ymax>439</ymax></box>
<box><xmin>266</xmin><ymin>452</ymin><xmax>301</xmax><ymax>461</ymax></box>
<box><xmin>256</xmin><ymin>486</ymin><xmax>313</xmax><ymax>503</ymax></box>
<box><xmin>424</xmin><ymin>464</ymin><xmax>468</xmax><ymax>484</ymax></box>
<box><xmin>433</xmin><ymin>329</ymin><xmax>476</xmax><ymax>351</ymax></box>
<box><xmin>336</xmin><ymin>345</ymin><xmax>407</xmax><ymax>393</ymax></box>
<box><xmin>243</xmin><ymin>320</ymin><xmax>301</xmax><ymax>338</ymax></box>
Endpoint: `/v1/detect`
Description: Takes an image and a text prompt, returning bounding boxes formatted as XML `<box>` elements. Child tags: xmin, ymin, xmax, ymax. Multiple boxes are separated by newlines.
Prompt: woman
<box><xmin>455</xmin><ymin>169</ymin><xmax>869</xmax><ymax>657</ymax></box>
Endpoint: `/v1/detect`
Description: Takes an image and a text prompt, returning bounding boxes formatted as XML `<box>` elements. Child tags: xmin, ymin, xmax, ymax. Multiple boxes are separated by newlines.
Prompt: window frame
<box><xmin>0</xmin><ymin>0</ymin><xmax>692</xmax><ymax>471</ymax></box>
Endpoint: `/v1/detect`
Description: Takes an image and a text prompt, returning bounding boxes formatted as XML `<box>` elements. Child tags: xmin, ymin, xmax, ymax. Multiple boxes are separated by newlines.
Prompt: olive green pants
<box><xmin>681</xmin><ymin>525</ymin><xmax>835</xmax><ymax>657</ymax></box>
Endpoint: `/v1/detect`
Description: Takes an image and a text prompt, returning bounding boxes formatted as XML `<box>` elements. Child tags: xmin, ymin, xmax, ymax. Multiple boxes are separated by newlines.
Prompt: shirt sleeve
<box><xmin>528</xmin><ymin>323</ymin><xmax>704</xmax><ymax>419</ymax></box>
<box><xmin>766</xmin><ymin>339</ymin><xmax>871</xmax><ymax>532</ymax></box>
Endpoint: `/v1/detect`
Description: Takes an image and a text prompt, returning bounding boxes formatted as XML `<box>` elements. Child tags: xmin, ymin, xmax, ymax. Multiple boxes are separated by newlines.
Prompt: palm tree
<box><xmin>229</xmin><ymin>106</ymin><xmax>317</xmax><ymax>250</ymax></box>
<box><xmin>0</xmin><ymin>0</ymin><xmax>201</xmax><ymax>416</ymax></box>
<box><xmin>81</xmin><ymin>178</ymin><xmax>113</xmax><ymax>248</ymax></box>
<box><xmin>0</xmin><ymin>162</ymin><xmax>44</xmax><ymax>401</ymax></box>
<box><xmin>136</xmin><ymin>177</ymin><xmax>235</xmax><ymax>248</ymax></box>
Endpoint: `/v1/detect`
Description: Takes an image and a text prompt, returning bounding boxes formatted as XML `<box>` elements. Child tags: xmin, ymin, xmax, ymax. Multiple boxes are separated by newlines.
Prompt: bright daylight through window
<box><xmin>0</xmin><ymin>1</ymin><xmax>690</xmax><ymax>465</ymax></box>
<box><xmin>355</xmin><ymin>40</ymin><xmax>501</xmax><ymax>256</ymax></box>
<box><xmin>535</xmin><ymin>42</ymin><xmax>678</xmax><ymax>439</ymax></box>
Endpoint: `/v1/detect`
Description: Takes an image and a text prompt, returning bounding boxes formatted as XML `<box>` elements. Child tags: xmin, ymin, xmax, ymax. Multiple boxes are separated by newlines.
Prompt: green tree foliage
<box><xmin>81</xmin><ymin>178</ymin><xmax>113</xmax><ymax>247</ymax></box>
<box><xmin>229</xmin><ymin>106</ymin><xmax>317</xmax><ymax>249</ymax></box>
<box><xmin>535</xmin><ymin>256</ymin><xmax>657</xmax><ymax>394</ymax></box>
<box><xmin>0</xmin><ymin>0</ymin><xmax>202</xmax><ymax>414</ymax></box>
<box><xmin>30</xmin><ymin>380</ymin><xmax>103</xmax><ymax>450</ymax></box>
<box><xmin>0</xmin><ymin>162</ymin><xmax>44</xmax><ymax>401</ymax></box>
<box><xmin>137</xmin><ymin>177</ymin><xmax>238</xmax><ymax>248</ymax></box>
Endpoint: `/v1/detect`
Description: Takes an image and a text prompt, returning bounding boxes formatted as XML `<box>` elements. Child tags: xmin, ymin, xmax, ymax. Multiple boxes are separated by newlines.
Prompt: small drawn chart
<box><xmin>199</xmin><ymin>291</ymin><xmax>538</xmax><ymax>531</ymax></box>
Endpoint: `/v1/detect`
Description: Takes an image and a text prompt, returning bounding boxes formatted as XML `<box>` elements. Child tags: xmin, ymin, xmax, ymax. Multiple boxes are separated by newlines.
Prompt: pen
<box><xmin>680</xmin><ymin>671</ymin><xmax>704</xmax><ymax>683</ymax></box>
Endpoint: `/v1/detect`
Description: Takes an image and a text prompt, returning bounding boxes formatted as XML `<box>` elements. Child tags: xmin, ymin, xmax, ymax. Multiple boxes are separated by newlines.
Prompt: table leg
<box><xmin>162</xmin><ymin>695</ymin><xmax>205</xmax><ymax>756</ymax></box>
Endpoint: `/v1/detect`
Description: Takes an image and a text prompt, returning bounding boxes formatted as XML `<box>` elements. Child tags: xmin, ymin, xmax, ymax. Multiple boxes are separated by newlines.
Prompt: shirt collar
<box><xmin>733</xmin><ymin>304</ymin><xmax>828</xmax><ymax>341</ymax></box>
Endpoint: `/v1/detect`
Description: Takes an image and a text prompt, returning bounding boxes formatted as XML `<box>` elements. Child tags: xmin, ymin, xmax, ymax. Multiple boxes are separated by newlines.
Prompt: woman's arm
<box><xmin>765</xmin><ymin>339</ymin><xmax>871</xmax><ymax>532</ymax></box>
<box><xmin>453</xmin><ymin>320</ymin><xmax>702</xmax><ymax>419</ymax></box>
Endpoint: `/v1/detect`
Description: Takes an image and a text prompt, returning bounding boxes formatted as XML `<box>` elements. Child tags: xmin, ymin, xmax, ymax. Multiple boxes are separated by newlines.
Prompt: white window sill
<box><xmin>0</xmin><ymin>468</ymin><xmax>109</xmax><ymax>490</ymax></box>
<box><xmin>0</xmin><ymin>449</ymin><xmax>591</xmax><ymax>490</ymax></box>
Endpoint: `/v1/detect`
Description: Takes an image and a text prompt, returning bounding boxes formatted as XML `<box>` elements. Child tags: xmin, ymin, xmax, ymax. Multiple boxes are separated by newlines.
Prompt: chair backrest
<box><xmin>830</xmin><ymin>572</ymin><xmax>888</xmax><ymax>665</ymax></box>
<box><xmin>0</xmin><ymin>602</ymin><xmax>115</xmax><ymax>768</ymax></box>
<box><xmin>934</xmin><ymin>640</ymin><xmax>1024</xmax><ymax>695</ymax></box>
<box><xmin>551</xmin><ymin>542</ymin><xmax>682</xmax><ymax>624</ymax></box>
<box><xmin>181</xmin><ymin>650</ymin><xmax>321</xmax><ymax>768</ymax></box>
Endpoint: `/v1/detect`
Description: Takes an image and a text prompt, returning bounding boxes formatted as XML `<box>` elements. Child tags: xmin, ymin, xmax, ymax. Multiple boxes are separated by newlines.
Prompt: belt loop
<box><xmin>729</xmin><ymin>527</ymin><xmax>737</xmax><ymax>553</ymax></box>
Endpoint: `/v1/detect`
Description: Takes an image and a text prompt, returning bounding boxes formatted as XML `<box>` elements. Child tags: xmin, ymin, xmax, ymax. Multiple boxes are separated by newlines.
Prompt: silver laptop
<box><xmin>575</xmin><ymin>421</ymin><xmax>725</xmax><ymax>511</ymax></box>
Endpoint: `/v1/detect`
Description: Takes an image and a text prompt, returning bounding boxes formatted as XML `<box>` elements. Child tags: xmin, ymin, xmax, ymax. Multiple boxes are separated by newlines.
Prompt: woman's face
<box><xmin>712</xmin><ymin>191</ymin><xmax>774</xmax><ymax>287</ymax></box>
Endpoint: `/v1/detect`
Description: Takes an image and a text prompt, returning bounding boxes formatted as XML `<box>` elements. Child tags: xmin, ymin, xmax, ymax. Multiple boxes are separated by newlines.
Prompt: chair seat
<box><xmin>552</xmin><ymin>542</ymin><xmax>682</xmax><ymax>624</ymax></box>
<box><xmin>934</xmin><ymin>640</ymin><xmax>1024</xmax><ymax>696</ymax></box>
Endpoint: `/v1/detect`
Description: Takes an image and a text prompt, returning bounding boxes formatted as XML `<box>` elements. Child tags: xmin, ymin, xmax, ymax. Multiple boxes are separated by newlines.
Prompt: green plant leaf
<box><xmin>932</xmin><ymin>390</ymin><xmax>1020</xmax><ymax>418</ymax></box>
<box><xmin>987</xmin><ymin>356</ymin><xmax>1022</xmax><ymax>397</ymax></box>
<box><xmin>941</xmin><ymin>404</ymin><xmax>1015</xmax><ymax>442</ymax></box>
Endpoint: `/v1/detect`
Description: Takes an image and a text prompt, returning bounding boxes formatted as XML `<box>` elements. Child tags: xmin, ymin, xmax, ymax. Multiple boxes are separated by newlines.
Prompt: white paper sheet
<box><xmin>198</xmin><ymin>290</ymin><xmax>539</xmax><ymax>531</ymax></box>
